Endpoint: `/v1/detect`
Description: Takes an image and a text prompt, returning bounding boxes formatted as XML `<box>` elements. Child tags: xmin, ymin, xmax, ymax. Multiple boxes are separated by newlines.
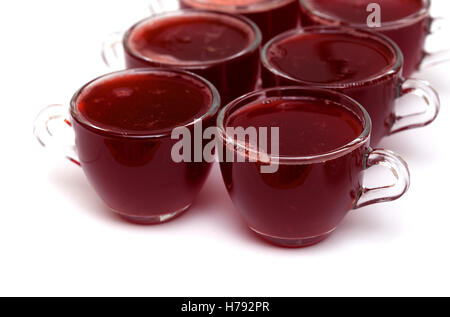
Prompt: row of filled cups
<box><xmin>35</xmin><ymin>0</ymin><xmax>443</xmax><ymax>247</ymax></box>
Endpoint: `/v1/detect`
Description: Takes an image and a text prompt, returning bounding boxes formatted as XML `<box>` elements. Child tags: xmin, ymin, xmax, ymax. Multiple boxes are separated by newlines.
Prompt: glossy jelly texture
<box><xmin>226</xmin><ymin>98</ymin><xmax>363</xmax><ymax>156</ymax></box>
<box><xmin>262</xmin><ymin>31</ymin><xmax>401</xmax><ymax>144</ymax></box>
<box><xmin>265</xmin><ymin>33</ymin><xmax>394</xmax><ymax>84</ymax></box>
<box><xmin>72</xmin><ymin>71</ymin><xmax>216</xmax><ymax>221</ymax></box>
<box><xmin>77</xmin><ymin>72</ymin><xmax>212</xmax><ymax>133</ymax></box>
<box><xmin>220</xmin><ymin>97</ymin><xmax>368</xmax><ymax>240</ymax></box>
<box><xmin>300</xmin><ymin>0</ymin><xmax>430</xmax><ymax>77</ymax></box>
<box><xmin>128</xmin><ymin>16</ymin><xmax>252</xmax><ymax>64</ymax></box>
<box><xmin>125</xmin><ymin>13</ymin><xmax>260</xmax><ymax>105</ymax></box>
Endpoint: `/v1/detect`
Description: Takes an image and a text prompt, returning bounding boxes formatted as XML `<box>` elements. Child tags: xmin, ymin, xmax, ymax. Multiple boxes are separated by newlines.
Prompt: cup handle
<box><xmin>388</xmin><ymin>78</ymin><xmax>440</xmax><ymax>135</ymax></box>
<box><xmin>101</xmin><ymin>31</ymin><xmax>125</xmax><ymax>70</ymax></box>
<box><xmin>33</xmin><ymin>104</ymin><xmax>80</xmax><ymax>166</ymax></box>
<box><xmin>149</xmin><ymin>0</ymin><xmax>171</xmax><ymax>15</ymax></box>
<box><xmin>420</xmin><ymin>17</ymin><xmax>450</xmax><ymax>69</ymax></box>
<box><xmin>353</xmin><ymin>148</ymin><xmax>410</xmax><ymax>209</ymax></box>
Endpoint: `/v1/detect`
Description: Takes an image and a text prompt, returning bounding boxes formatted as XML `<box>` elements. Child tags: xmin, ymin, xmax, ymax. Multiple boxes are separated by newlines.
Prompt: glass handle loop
<box><xmin>354</xmin><ymin>148</ymin><xmax>410</xmax><ymax>209</ymax></box>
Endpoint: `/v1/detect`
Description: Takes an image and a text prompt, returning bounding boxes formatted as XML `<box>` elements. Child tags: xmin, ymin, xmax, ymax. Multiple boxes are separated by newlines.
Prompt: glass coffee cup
<box><xmin>299</xmin><ymin>0</ymin><xmax>450</xmax><ymax>78</ymax></box>
<box><xmin>217</xmin><ymin>86</ymin><xmax>410</xmax><ymax>247</ymax></box>
<box><xmin>102</xmin><ymin>10</ymin><xmax>262</xmax><ymax>105</ymax></box>
<box><xmin>261</xmin><ymin>26</ymin><xmax>440</xmax><ymax>145</ymax></box>
<box><xmin>34</xmin><ymin>68</ymin><xmax>220</xmax><ymax>224</ymax></box>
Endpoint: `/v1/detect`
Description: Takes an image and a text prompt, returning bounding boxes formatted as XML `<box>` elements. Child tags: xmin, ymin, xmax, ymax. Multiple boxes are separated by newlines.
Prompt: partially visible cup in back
<box><xmin>299</xmin><ymin>0</ymin><xmax>450</xmax><ymax>78</ymax></box>
<box><xmin>261</xmin><ymin>26</ymin><xmax>440</xmax><ymax>145</ymax></box>
<box><xmin>179</xmin><ymin>0</ymin><xmax>299</xmax><ymax>43</ymax></box>
<box><xmin>217</xmin><ymin>87</ymin><xmax>410</xmax><ymax>247</ymax></box>
<box><xmin>34</xmin><ymin>68</ymin><xmax>220</xmax><ymax>224</ymax></box>
<box><xmin>103</xmin><ymin>10</ymin><xmax>262</xmax><ymax>105</ymax></box>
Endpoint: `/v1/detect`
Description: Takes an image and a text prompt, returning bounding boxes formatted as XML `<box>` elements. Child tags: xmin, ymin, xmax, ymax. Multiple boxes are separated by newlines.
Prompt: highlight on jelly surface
<box><xmin>265</xmin><ymin>32</ymin><xmax>396</xmax><ymax>85</ymax></box>
<box><xmin>34</xmin><ymin>69</ymin><xmax>221</xmax><ymax>224</ymax></box>
<box><xmin>127</xmin><ymin>13</ymin><xmax>256</xmax><ymax>65</ymax></box>
<box><xmin>299</xmin><ymin>0</ymin><xmax>432</xmax><ymax>77</ymax></box>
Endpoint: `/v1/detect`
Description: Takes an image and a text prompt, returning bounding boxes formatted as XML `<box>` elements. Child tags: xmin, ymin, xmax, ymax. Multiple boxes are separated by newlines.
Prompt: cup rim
<box><xmin>123</xmin><ymin>9</ymin><xmax>262</xmax><ymax>70</ymax></box>
<box><xmin>70</xmin><ymin>68</ymin><xmax>221</xmax><ymax>139</ymax></box>
<box><xmin>299</xmin><ymin>0</ymin><xmax>431</xmax><ymax>31</ymax></box>
<box><xmin>217</xmin><ymin>86</ymin><xmax>372</xmax><ymax>165</ymax></box>
<box><xmin>261</xmin><ymin>25</ymin><xmax>404</xmax><ymax>89</ymax></box>
<box><xmin>180</xmin><ymin>0</ymin><xmax>297</xmax><ymax>14</ymax></box>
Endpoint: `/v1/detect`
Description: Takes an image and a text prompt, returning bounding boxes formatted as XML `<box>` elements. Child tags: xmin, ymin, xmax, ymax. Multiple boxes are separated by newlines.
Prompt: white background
<box><xmin>0</xmin><ymin>0</ymin><xmax>449</xmax><ymax>297</ymax></box>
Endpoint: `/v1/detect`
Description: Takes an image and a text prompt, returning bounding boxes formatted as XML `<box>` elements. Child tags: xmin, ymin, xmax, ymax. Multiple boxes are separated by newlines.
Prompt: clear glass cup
<box><xmin>299</xmin><ymin>0</ymin><xmax>450</xmax><ymax>78</ymax></box>
<box><xmin>34</xmin><ymin>68</ymin><xmax>220</xmax><ymax>224</ymax></box>
<box><xmin>177</xmin><ymin>0</ymin><xmax>300</xmax><ymax>43</ymax></box>
<box><xmin>102</xmin><ymin>10</ymin><xmax>262</xmax><ymax>105</ymax></box>
<box><xmin>217</xmin><ymin>86</ymin><xmax>410</xmax><ymax>247</ymax></box>
<box><xmin>261</xmin><ymin>26</ymin><xmax>440</xmax><ymax>145</ymax></box>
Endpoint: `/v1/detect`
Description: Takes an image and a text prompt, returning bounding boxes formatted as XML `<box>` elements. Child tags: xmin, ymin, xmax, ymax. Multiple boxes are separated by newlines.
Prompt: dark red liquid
<box><xmin>71</xmin><ymin>70</ymin><xmax>216</xmax><ymax>220</ymax></box>
<box><xmin>266</xmin><ymin>33</ymin><xmax>394</xmax><ymax>84</ymax></box>
<box><xmin>262</xmin><ymin>31</ymin><xmax>401</xmax><ymax>144</ymax></box>
<box><xmin>180</xmin><ymin>0</ymin><xmax>300</xmax><ymax>43</ymax></box>
<box><xmin>128</xmin><ymin>15</ymin><xmax>252</xmax><ymax>63</ymax></box>
<box><xmin>78</xmin><ymin>72</ymin><xmax>212</xmax><ymax>133</ymax></box>
<box><xmin>300</xmin><ymin>0</ymin><xmax>431</xmax><ymax>77</ymax></box>
<box><xmin>125</xmin><ymin>12</ymin><xmax>260</xmax><ymax>105</ymax></box>
<box><xmin>220</xmin><ymin>97</ymin><xmax>367</xmax><ymax>240</ymax></box>
<box><xmin>227</xmin><ymin>98</ymin><xmax>362</xmax><ymax>155</ymax></box>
